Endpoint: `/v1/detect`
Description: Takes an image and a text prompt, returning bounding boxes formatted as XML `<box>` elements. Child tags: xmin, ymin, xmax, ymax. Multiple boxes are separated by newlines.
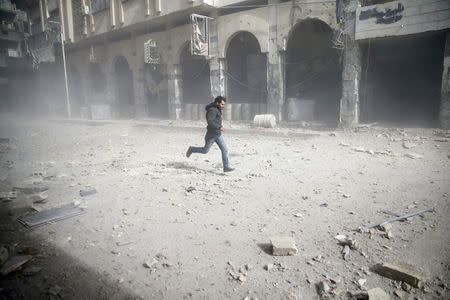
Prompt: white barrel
<box><xmin>224</xmin><ymin>103</ymin><xmax>232</xmax><ymax>121</ymax></box>
<box><xmin>191</xmin><ymin>104</ymin><xmax>199</xmax><ymax>120</ymax></box>
<box><xmin>184</xmin><ymin>103</ymin><xmax>192</xmax><ymax>120</ymax></box>
<box><xmin>253</xmin><ymin>114</ymin><xmax>276</xmax><ymax>128</ymax></box>
<box><xmin>241</xmin><ymin>103</ymin><xmax>251</xmax><ymax>121</ymax></box>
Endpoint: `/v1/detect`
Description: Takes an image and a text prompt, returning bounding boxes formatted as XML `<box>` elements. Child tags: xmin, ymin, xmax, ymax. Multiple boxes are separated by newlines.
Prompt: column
<box><xmin>439</xmin><ymin>32</ymin><xmax>450</xmax><ymax>129</ymax></box>
<box><xmin>266</xmin><ymin>0</ymin><xmax>284</xmax><ymax>120</ymax></box>
<box><xmin>339</xmin><ymin>36</ymin><xmax>361</xmax><ymax>127</ymax></box>
<box><xmin>167</xmin><ymin>63</ymin><xmax>182</xmax><ymax>120</ymax></box>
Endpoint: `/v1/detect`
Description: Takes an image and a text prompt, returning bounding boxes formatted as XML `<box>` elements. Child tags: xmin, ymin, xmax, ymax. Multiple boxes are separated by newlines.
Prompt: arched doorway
<box><xmin>68</xmin><ymin>66</ymin><xmax>84</xmax><ymax>117</ymax></box>
<box><xmin>114</xmin><ymin>56</ymin><xmax>135</xmax><ymax>118</ymax></box>
<box><xmin>144</xmin><ymin>63</ymin><xmax>168</xmax><ymax>119</ymax></box>
<box><xmin>88</xmin><ymin>62</ymin><xmax>106</xmax><ymax>104</ymax></box>
<box><xmin>181</xmin><ymin>43</ymin><xmax>211</xmax><ymax>119</ymax></box>
<box><xmin>226</xmin><ymin>31</ymin><xmax>267</xmax><ymax>111</ymax></box>
<box><xmin>286</xmin><ymin>19</ymin><xmax>342</xmax><ymax>123</ymax></box>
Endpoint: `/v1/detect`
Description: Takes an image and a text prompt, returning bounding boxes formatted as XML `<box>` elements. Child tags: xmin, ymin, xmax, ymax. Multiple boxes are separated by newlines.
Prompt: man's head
<box><xmin>214</xmin><ymin>96</ymin><xmax>226</xmax><ymax>110</ymax></box>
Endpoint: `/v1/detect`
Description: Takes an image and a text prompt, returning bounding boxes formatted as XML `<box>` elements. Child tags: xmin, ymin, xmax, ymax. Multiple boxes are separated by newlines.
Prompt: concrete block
<box><xmin>375</xmin><ymin>261</ymin><xmax>428</xmax><ymax>288</ymax></box>
<box><xmin>368</xmin><ymin>288</ymin><xmax>392</xmax><ymax>300</ymax></box>
<box><xmin>270</xmin><ymin>236</ymin><xmax>297</xmax><ymax>256</ymax></box>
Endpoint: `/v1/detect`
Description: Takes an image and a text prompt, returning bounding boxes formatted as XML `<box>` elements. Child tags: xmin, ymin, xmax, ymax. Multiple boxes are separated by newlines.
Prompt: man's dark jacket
<box><xmin>205</xmin><ymin>102</ymin><xmax>222</xmax><ymax>134</ymax></box>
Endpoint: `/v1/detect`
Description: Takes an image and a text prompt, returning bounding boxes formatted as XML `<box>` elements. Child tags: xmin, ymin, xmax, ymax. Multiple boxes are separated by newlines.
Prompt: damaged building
<box><xmin>1</xmin><ymin>0</ymin><xmax>450</xmax><ymax>128</ymax></box>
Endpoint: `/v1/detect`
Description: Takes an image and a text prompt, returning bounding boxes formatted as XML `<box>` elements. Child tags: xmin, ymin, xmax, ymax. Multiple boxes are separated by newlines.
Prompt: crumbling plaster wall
<box><xmin>440</xmin><ymin>32</ymin><xmax>450</xmax><ymax>129</ymax></box>
<box><xmin>276</xmin><ymin>2</ymin><xmax>337</xmax><ymax>49</ymax></box>
<box><xmin>216</xmin><ymin>8</ymin><xmax>269</xmax><ymax>58</ymax></box>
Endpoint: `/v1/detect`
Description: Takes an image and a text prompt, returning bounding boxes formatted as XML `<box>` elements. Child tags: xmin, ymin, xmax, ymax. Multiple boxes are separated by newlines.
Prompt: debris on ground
<box><xmin>374</xmin><ymin>261</ymin><xmax>429</xmax><ymax>288</ymax></box>
<box><xmin>0</xmin><ymin>255</ymin><xmax>32</xmax><ymax>275</ymax></box>
<box><xmin>269</xmin><ymin>236</ymin><xmax>298</xmax><ymax>256</ymax></box>
<box><xmin>80</xmin><ymin>187</ymin><xmax>97</xmax><ymax>197</ymax></box>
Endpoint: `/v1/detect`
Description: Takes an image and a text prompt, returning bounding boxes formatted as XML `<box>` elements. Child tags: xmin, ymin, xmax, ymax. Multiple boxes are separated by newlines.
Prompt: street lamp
<box><xmin>48</xmin><ymin>19</ymin><xmax>71</xmax><ymax>118</ymax></box>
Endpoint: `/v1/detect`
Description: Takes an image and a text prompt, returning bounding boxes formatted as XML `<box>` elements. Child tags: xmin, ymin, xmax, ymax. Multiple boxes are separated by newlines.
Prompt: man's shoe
<box><xmin>223</xmin><ymin>166</ymin><xmax>235</xmax><ymax>172</ymax></box>
<box><xmin>186</xmin><ymin>147</ymin><xmax>192</xmax><ymax>158</ymax></box>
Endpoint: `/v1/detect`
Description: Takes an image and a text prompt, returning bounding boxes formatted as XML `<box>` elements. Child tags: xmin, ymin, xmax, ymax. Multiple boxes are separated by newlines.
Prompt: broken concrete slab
<box><xmin>13</xmin><ymin>185</ymin><xmax>49</xmax><ymax>194</ymax></box>
<box><xmin>17</xmin><ymin>203</ymin><xmax>86</xmax><ymax>228</ymax></box>
<box><xmin>374</xmin><ymin>261</ymin><xmax>428</xmax><ymax>288</ymax></box>
<box><xmin>80</xmin><ymin>187</ymin><xmax>97</xmax><ymax>197</ymax></box>
<box><xmin>269</xmin><ymin>236</ymin><xmax>298</xmax><ymax>256</ymax></box>
<box><xmin>368</xmin><ymin>288</ymin><xmax>392</xmax><ymax>300</ymax></box>
<box><xmin>0</xmin><ymin>255</ymin><xmax>32</xmax><ymax>275</ymax></box>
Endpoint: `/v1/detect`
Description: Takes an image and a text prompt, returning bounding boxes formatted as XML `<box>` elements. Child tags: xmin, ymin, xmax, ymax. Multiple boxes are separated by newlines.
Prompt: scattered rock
<box><xmin>143</xmin><ymin>258</ymin><xmax>158</xmax><ymax>268</ymax></box>
<box><xmin>264</xmin><ymin>263</ymin><xmax>274</xmax><ymax>271</ymax></box>
<box><xmin>0</xmin><ymin>246</ymin><xmax>9</xmax><ymax>266</ymax></box>
<box><xmin>367</xmin><ymin>287</ymin><xmax>392</xmax><ymax>300</ymax></box>
<box><xmin>23</xmin><ymin>266</ymin><xmax>42</xmax><ymax>276</ymax></box>
<box><xmin>80</xmin><ymin>187</ymin><xmax>97</xmax><ymax>197</ymax></box>
<box><xmin>378</xmin><ymin>223</ymin><xmax>392</xmax><ymax>232</ymax></box>
<box><xmin>270</xmin><ymin>236</ymin><xmax>298</xmax><ymax>256</ymax></box>
<box><xmin>0</xmin><ymin>255</ymin><xmax>32</xmax><ymax>275</ymax></box>
<box><xmin>342</xmin><ymin>245</ymin><xmax>350</xmax><ymax>260</ymax></box>
<box><xmin>393</xmin><ymin>289</ymin><xmax>405</xmax><ymax>298</ymax></box>
<box><xmin>404</xmin><ymin>153</ymin><xmax>423</xmax><ymax>159</ymax></box>
<box><xmin>357</xmin><ymin>278</ymin><xmax>366</xmax><ymax>287</ymax></box>
<box><xmin>402</xmin><ymin>142</ymin><xmax>417</xmax><ymax>149</ymax></box>
<box><xmin>317</xmin><ymin>281</ymin><xmax>331</xmax><ymax>295</ymax></box>
<box><xmin>374</xmin><ymin>261</ymin><xmax>428</xmax><ymax>288</ymax></box>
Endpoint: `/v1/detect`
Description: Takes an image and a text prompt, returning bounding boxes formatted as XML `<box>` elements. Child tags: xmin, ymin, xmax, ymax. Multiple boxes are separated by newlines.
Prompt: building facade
<box><xmin>10</xmin><ymin>0</ymin><xmax>450</xmax><ymax>127</ymax></box>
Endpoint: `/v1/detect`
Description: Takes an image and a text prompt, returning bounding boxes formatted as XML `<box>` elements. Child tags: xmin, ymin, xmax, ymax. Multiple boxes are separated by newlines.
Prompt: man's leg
<box><xmin>215</xmin><ymin>135</ymin><xmax>233</xmax><ymax>172</ymax></box>
<box><xmin>187</xmin><ymin>133</ymin><xmax>215</xmax><ymax>157</ymax></box>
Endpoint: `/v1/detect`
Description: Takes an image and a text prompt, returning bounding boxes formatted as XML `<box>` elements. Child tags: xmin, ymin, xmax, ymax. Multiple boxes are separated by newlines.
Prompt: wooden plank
<box><xmin>356</xmin><ymin>0</ymin><xmax>450</xmax><ymax>40</ymax></box>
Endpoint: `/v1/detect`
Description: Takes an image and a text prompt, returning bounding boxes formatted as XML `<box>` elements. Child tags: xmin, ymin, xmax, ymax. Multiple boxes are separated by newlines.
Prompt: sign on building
<box><xmin>144</xmin><ymin>39</ymin><xmax>160</xmax><ymax>64</ymax></box>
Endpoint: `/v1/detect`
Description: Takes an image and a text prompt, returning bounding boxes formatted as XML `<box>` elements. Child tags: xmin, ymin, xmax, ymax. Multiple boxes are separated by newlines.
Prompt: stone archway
<box><xmin>68</xmin><ymin>66</ymin><xmax>84</xmax><ymax>117</ymax></box>
<box><xmin>113</xmin><ymin>56</ymin><xmax>135</xmax><ymax>119</ymax></box>
<box><xmin>286</xmin><ymin>19</ymin><xmax>342</xmax><ymax>123</ymax></box>
<box><xmin>180</xmin><ymin>43</ymin><xmax>211</xmax><ymax>119</ymax></box>
<box><xmin>225</xmin><ymin>31</ymin><xmax>267</xmax><ymax>105</ymax></box>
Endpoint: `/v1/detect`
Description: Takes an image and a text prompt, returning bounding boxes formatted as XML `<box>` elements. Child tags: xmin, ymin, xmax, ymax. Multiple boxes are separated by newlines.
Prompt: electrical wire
<box><xmin>223</xmin><ymin>69</ymin><xmax>267</xmax><ymax>93</ymax></box>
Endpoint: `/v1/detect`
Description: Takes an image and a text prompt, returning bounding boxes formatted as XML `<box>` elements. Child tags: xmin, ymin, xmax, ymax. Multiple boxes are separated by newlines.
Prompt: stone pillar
<box><xmin>130</xmin><ymin>32</ymin><xmax>147</xmax><ymax>118</ymax></box>
<box><xmin>105</xmin><ymin>68</ymin><xmax>116</xmax><ymax>117</ymax></box>
<box><xmin>339</xmin><ymin>36</ymin><xmax>361</xmax><ymax>127</ymax></box>
<box><xmin>209</xmin><ymin>15</ymin><xmax>226</xmax><ymax>99</ymax></box>
<box><xmin>439</xmin><ymin>32</ymin><xmax>450</xmax><ymax>129</ymax></box>
<box><xmin>267</xmin><ymin>0</ymin><xmax>284</xmax><ymax>120</ymax></box>
<box><xmin>167</xmin><ymin>63</ymin><xmax>182</xmax><ymax>119</ymax></box>
<box><xmin>210</xmin><ymin>58</ymin><xmax>226</xmax><ymax>98</ymax></box>
<box><xmin>133</xmin><ymin>68</ymin><xmax>147</xmax><ymax>118</ymax></box>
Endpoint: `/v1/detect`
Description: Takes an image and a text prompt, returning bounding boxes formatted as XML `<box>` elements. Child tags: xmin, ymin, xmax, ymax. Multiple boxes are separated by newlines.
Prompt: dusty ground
<box><xmin>0</xmin><ymin>114</ymin><xmax>449</xmax><ymax>300</ymax></box>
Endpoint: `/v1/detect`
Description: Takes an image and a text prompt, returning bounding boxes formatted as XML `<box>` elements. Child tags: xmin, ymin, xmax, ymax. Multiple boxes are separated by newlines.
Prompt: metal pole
<box><xmin>61</xmin><ymin>31</ymin><xmax>71</xmax><ymax>118</ymax></box>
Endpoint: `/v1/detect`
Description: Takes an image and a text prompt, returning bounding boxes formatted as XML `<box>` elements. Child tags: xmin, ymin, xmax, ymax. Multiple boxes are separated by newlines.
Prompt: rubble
<box><xmin>374</xmin><ymin>261</ymin><xmax>429</xmax><ymax>288</ymax></box>
<box><xmin>0</xmin><ymin>255</ymin><xmax>32</xmax><ymax>275</ymax></box>
<box><xmin>269</xmin><ymin>236</ymin><xmax>298</xmax><ymax>256</ymax></box>
<box><xmin>367</xmin><ymin>288</ymin><xmax>392</xmax><ymax>300</ymax></box>
<box><xmin>80</xmin><ymin>187</ymin><xmax>97</xmax><ymax>197</ymax></box>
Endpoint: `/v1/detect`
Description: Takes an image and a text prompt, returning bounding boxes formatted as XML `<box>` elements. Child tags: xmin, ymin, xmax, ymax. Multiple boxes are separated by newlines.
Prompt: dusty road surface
<box><xmin>0</xmin><ymin>115</ymin><xmax>449</xmax><ymax>300</ymax></box>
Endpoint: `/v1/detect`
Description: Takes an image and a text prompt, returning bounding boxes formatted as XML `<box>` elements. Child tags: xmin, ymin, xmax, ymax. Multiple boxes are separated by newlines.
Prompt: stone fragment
<box><xmin>270</xmin><ymin>236</ymin><xmax>297</xmax><ymax>256</ymax></box>
<box><xmin>343</xmin><ymin>245</ymin><xmax>350</xmax><ymax>260</ymax></box>
<box><xmin>143</xmin><ymin>258</ymin><xmax>158</xmax><ymax>268</ymax></box>
<box><xmin>0</xmin><ymin>246</ymin><xmax>9</xmax><ymax>266</ymax></box>
<box><xmin>317</xmin><ymin>281</ymin><xmax>331</xmax><ymax>295</ymax></box>
<box><xmin>264</xmin><ymin>263</ymin><xmax>273</xmax><ymax>271</ymax></box>
<box><xmin>393</xmin><ymin>290</ymin><xmax>405</xmax><ymax>298</ymax></box>
<box><xmin>23</xmin><ymin>266</ymin><xmax>42</xmax><ymax>276</ymax></box>
<box><xmin>404</xmin><ymin>153</ymin><xmax>423</xmax><ymax>159</ymax></box>
<box><xmin>0</xmin><ymin>255</ymin><xmax>32</xmax><ymax>275</ymax></box>
<box><xmin>367</xmin><ymin>288</ymin><xmax>392</xmax><ymax>300</ymax></box>
<box><xmin>402</xmin><ymin>142</ymin><xmax>417</xmax><ymax>149</ymax></box>
<box><xmin>378</xmin><ymin>223</ymin><xmax>392</xmax><ymax>232</ymax></box>
<box><xmin>357</xmin><ymin>278</ymin><xmax>366</xmax><ymax>287</ymax></box>
<box><xmin>80</xmin><ymin>187</ymin><xmax>97</xmax><ymax>197</ymax></box>
<box><xmin>375</xmin><ymin>261</ymin><xmax>428</xmax><ymax>288</ymax></box>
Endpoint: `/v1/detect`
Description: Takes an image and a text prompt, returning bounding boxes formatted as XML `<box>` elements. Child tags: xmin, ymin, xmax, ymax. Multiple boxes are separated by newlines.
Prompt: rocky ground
<box><xmin>0</xmin><ymin>115</ymin><xmax>449</xmax><ymax>300</ymax></box>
